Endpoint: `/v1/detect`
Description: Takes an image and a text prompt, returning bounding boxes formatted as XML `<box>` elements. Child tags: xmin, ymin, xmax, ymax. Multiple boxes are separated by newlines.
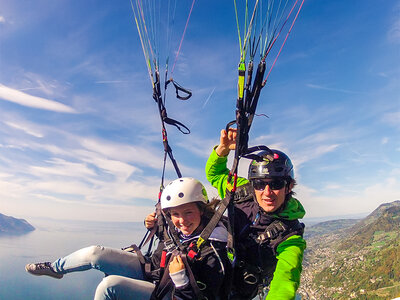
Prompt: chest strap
<box><xmin>257</xmin><ymin>219</ymin><xmax>304</xmax><ymax>255</ymax></box>
<box><xmin>150</xmin><ymin>252</ymin><xmax>205</xmax><ymax>300</ymax></box>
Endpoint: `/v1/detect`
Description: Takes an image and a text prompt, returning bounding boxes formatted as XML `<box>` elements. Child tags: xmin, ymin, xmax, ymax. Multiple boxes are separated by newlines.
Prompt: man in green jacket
<box><xmin>205</xmin><ymin>128</ymin><xmax>306</xmax><ymax>300</ymax></box>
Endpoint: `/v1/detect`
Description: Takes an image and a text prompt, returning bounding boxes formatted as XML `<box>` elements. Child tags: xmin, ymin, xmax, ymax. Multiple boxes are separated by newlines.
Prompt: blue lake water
<box><xmin>0</xmin><ymin>218</ymin><xmax>146</xmax><ymax>300</ymax></box>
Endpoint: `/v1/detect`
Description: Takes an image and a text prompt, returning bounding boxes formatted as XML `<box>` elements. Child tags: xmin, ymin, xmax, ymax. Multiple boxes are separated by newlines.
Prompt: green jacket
<box><xmin>205</xmin><ymin>148</ymin><xmax>306</xmax><ymax>300</ymax></box>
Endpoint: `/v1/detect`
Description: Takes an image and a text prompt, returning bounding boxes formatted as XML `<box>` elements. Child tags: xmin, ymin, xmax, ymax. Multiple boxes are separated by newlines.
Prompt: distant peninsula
<box><xmin>0</xmin><ymin>213</ymin><xmax>35</xmax><ymax>234</ymax></box>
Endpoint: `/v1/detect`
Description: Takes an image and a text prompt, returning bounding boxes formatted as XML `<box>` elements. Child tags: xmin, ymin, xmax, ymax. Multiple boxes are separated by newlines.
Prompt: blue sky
<box><xmin>0</xmin><ymin>0</ymin><xmax>399</xmax><ymax>222</ymax></box>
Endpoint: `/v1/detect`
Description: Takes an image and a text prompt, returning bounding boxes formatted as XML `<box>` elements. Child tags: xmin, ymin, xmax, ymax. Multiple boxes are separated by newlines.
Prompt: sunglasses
<box><xmin>251</xmin><ymin>179</ymin><xmax>286</xmax><ymax>191</ymax></box>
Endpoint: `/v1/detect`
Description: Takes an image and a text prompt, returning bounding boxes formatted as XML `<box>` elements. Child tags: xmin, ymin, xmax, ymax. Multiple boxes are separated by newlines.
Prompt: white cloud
<box><xmin>4</xmin><ymin>121</ymin><xmax>44</xmax><ymax>138</ymax></box>
<box><xmin>177</xmin><ymin>134</ymin><xmax>217</xmax><ymax>159</ymax></box>
<box><xmin>0</xmin><ymin>84</ymin><xmax>76</xmax><ymax>113</ymax></box>
<box><xmin>79</xmin><ymin>154</ymin><xmax>139</xmax><ymax>180</ymax></box>
<box><xmin>298</xmin><ymin>177</ymin><xmax>400</xmax><ymax>219</ymax></box>
<box><xmin>0</xmin><ymin>16</ymin><xmax>5</xmax><ymax>24</ymax></box>
<box><xmin>306</xmin><ymin>83</ymin><xmax>360</xmax><ymax>94</ymax></box>
<box><xmin>293</xmin><ymin>144</ymin><xmax>339</xmax><ymax>169</ymax></box>
<box><xmin>30</xmin><ymin>158</ymin><xmax>97</xmax><ymax>178</ymax></box>
<box><xmin>388</xmin><ymin>18</ymin><xmax>400</xmax><ymax>44</ymax></box>
<box><xmin>382</xmin><ymin>111</ymin><xmax>400</xmax><ymax>128</ymax></box>
<box><xmin>77</xmin><ymin>137</ymin><xmax>164</xmax><ymax>170</ymax></box>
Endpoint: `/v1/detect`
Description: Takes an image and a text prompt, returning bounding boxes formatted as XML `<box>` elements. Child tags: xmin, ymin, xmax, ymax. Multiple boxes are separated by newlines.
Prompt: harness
<box><xmin>126</xmin><ymin>213</ymin><xmax>230</xmax><ymax>300</ymax></box>
<box><xmin>150</xmin><ymin>250</ymin><xmax>205</xmax><ymax>300</ymax></box>
<box><xmin>231</xmin><ymin>190</ymin><xmax>305</xmax><ymax>299</ymax></box>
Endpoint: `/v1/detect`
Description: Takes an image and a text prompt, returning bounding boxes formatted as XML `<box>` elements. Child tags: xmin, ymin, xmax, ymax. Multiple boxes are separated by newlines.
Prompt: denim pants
<box><xmin>51</xmin><ymin>245</ymin><xmax>156</xmax><ymax>300</ymax></box>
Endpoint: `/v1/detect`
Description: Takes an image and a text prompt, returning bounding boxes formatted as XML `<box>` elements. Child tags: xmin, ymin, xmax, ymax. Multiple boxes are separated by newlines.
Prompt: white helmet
<box><xmin>161</xmin><ymin>177</ymin><xmax>208</xmax><ymax>209</ymax></box>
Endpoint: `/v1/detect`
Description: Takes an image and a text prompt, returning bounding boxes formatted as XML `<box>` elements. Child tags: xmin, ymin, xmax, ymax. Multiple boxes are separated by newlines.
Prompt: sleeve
<box><xmin>265</xmin><ymin>235</ymin><xmax>306</xmax><ymax>300</ymax></box>
<box><xmin>169</xmin><ymin>269</ymin><xmax>189</xmax><ymax>287</ymax></box>
<box><xmin>205</xmin><ymin>147</ymin><xmax>248</xmax><ymax>199</ymax></box>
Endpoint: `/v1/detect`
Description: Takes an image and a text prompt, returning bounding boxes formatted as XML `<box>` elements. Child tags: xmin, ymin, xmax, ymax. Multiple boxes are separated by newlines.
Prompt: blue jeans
<box><xmin>51</xmin><ymin>245</ymin><xmax>156</xmax><ymax>300</ymax></box>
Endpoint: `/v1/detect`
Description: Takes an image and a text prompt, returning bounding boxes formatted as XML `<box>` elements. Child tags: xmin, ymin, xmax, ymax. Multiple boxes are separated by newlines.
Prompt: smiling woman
<box><xmin>25</xmin><ymin>177</ymin><xmax>231</xmax><ymax>300</ymax></box>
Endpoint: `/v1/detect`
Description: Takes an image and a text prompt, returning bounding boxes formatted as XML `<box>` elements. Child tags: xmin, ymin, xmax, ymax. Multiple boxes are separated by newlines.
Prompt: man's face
<box><xmin>252</xmin><ymin>178</ymin><xmax>291</xmax><ymax>213</ymax></box>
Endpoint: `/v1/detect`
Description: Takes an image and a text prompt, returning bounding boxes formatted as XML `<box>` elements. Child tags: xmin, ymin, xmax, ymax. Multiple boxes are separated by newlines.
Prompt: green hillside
<box><xmin>299</xmin><ymin>200</ymin><xmax>400</xmax><ymax>300</ymax></box>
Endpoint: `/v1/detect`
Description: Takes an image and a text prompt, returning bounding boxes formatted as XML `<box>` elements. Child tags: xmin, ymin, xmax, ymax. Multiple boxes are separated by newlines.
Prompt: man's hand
<box><xmin>144</xmin><ymin>212</ymin><xmax>157</xmax><ymax>229</ymax></box>
<box><xmin>215</xmin><ymin>128</ymin><xmax>237</xmax><ymax>157</ymax></box>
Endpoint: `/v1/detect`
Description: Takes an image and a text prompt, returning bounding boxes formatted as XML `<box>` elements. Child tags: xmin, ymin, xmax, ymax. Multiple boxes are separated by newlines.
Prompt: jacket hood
<box><xmin>274</xmin><ymin>197</ymin><xmax>305</xmax><ymax>220</ymax></box>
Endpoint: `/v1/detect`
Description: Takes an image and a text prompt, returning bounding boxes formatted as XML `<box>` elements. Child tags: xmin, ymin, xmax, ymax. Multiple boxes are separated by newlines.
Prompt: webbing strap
<box><xmin>150</xmin><ymin>253</ymin><xmax>174</xmax><ymax>300</ymax></box>
<box><xmin>166</xmin><ymin>78</ymin><xmax>192</xmax><ymax>101</ymax></box>
<box><xmin>151</xmin><ymin>252</ymin><xmax>205</xmax><ymax>300</ymax></box>
<box><xmin>161</xmin><ymin>209</ymin><xmax>186</xmax><ymax>253</ymax></box>
<box><xmin>153</xmin><ymin>71</ymin><xmax>191</xmax><ymax>181</ymax></box>
<box><xmin>195</xmin><ymin>188</ymin><xmax>235</xmax><ymax>261</ymax></box>
<box><xmin>181</xmin><ymin>254</ymin><xmax>205</xmax><ymax>299</ymax></box>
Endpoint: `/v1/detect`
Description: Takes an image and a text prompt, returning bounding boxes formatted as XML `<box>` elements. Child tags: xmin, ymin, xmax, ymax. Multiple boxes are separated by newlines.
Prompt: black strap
<box><xmin>232</xmin><ymin>182</ymin><xmax>254</xmax><ymax>203</ymax></box>
<box><xmin>181</xmin><ymin>254</ymin><xmax>205</xmax><ymax>299</ymax></box>
<box><xmin>150</xmin><ymin>252</ymin><xmax>205</xmax><ymax>300</ymax></box>
<box><xmin>150</xmin><ymin>252</ymin><xmax>174</xmax><ymax>300</ymax></box>
<box><xmin>193</xmin><ymin>188</ymin><xmax>235</xmax><ymax>261</ymax></box>
<box><xmin>163</xmin><ymin>116</ymin><xmax>190</xmax><ymax>134</ymax></box>
<box><xmin>153</xmin><ymin>71</ymin><xmax>192</xmax><ymax>181</ymax></box>
<box><xmin>258</xmin><ymin>220</ymin><xmax>305</xmax><ymax>255</ymax></box>
<box><xmin>166</xmin><ymin>78</ymin><xmax>192</xmax><ymax>100</ymax></box>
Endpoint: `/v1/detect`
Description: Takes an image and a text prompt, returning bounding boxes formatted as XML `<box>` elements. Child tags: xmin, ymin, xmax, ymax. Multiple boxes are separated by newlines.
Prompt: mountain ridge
<box><xmin>299</xmin><ymin>200</ymin><xmax>400</xmax><ymax>300</ymax></box>
<box><xmin>0</xmin><ymin>213</ymin><xmax>35</xmax><ymax>234</ymax></box>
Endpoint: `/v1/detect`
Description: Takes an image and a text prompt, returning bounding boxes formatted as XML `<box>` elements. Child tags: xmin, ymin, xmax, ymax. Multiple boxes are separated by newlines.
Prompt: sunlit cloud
<box><xmin>306</xmin><ymin>83</ymin><xmax>360</xmax><ymax>94</ymax></box>
<box><xmin>4</xmin><ymin>121</ymin><xmax>44</xmax><ymax>138</ymax></box>
<box><xmin>388</xmin><ymin>18</ymin><xmax>400</xmax><ymax>43</ymax></box>
<box><xmin>78</xmin><ymin>137</ymin><xmax>164</xmax><ymax>170</ymax></box>
<box><xmin>79</xmin><ymin>155</ymin><xmax>139</xmax><ymax>180</ymax></box>
<box><xmin>0</xmin><ymin>16</ymin><xmax>5</xmax><ymax>24</ymax></box>
<box><xmin>29</xmin><ymin>158</ymin><xmax>97</xmax><ymax>178</ymax></box>
<box><xmin>298</xmin><ymin>177</ymin><xmax>400</xmax><ymax>219</ymax></box>
<box><xmin>377</xmin><ymin>72</ymin><xmax>389</xmax><ymax>78</ymax></box>
<box><xmin>0</xmin><ymin>84</ymin><xmax>76</xmax><ymax>113</ymax></box>
<box><xmin>95</xmin><ymin>80</ymin><xmax>132</xmax><ymax>84</ymax></box>
<box><xmin>293</xmin><ymin>144</ymin><xmax>339</xmax><ymax>169</ymax></box>
<box><xmin>382</xmin><ymin>111</ymin><xmax>400</xmax><ymax>128</ymax></box>
<box><xmin>177</xmin><ymin>134</ymin><xmax>217</xmax><ymax>159</ymax></box>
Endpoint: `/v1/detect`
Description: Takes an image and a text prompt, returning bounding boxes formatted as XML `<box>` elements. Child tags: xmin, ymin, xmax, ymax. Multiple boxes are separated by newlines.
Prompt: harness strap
<box><xmin>163</xmin><ymin>116</ymin><xmax>190</xmax><ymax>134</ymax></box>
<box><xmin>150</xmin><ymin>252</ymin><xmax>174</xmax><ymax>300</ymax></box>
<box><xmin>181</xmin><ymin>254</ymin><xmax>205</xmax><ymax>299</ymax></box>
<box><xmin>232</xmin><ymin>182</ymin><xmax>254</xmax><ymax>204</ymax></box>
<box><xmin>257</xmin><ymin>219</ymin><xmax>305</xmax><ymax>255</ymax></box>
<box><xmin>161</xmin><ymin>210</ymin><xmax>185</xmax><ymax>253</ymax></box>
<box><xmin>151</xmin><ymin>252</ymin><xmax>205</xmax><ymax>300</ymax></box>
<box><xmin>166</xmin><ymin>78</ymin><xmax>192</xmax><ymax>100</ymax></box>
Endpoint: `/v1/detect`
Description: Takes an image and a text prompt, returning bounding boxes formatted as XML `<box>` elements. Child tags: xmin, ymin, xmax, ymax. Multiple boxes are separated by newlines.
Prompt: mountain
<box><xmin>299</xmin><ymin>200</ymin><xmax>400</xmax><ymax>300</ymax></box>
<box><xmin>303</xmin><ymin>219</ymin><xmax>359</xmax><ymax>239</ymax></box>
<box><xmin>0</xmin><ymin>213</ymin><xmax>35</xmax><ymax>234</ymax></box>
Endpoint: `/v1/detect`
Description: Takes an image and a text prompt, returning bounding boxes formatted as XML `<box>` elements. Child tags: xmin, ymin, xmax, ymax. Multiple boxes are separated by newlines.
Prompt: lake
<box><xmin>0</xmin><ymin>218</ymin><xmax>146</xmax><ymax>300</ymax></box>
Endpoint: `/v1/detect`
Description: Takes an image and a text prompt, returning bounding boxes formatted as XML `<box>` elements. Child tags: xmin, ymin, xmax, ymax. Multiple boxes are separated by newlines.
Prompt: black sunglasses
<box><xmin>251</xmin><ymin>179</ymin><xmax>286</xmax><ymax>191</ymax></box>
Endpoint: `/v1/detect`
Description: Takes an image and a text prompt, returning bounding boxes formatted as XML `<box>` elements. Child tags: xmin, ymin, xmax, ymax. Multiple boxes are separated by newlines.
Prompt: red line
<box><xmin>263</xmin><ymin>0</ymin><xmax>305</xmax><ymax>85</ymax></box>
<box><xmin>171</xmin><ymin>0</ymin><xmax>196</xmax><ymax>75</ymax></box>
<box><xmin>263</xmin><ymin>0</ymin><xmax>300</xmax><ymax>62</ymax></box>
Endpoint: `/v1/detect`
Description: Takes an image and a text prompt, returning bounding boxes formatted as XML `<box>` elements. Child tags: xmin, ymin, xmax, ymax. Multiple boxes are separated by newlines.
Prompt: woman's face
<box><xmin>169</xmin><ymin>202</ymin><xmax>202</xmax><ymax>235</ymax></box>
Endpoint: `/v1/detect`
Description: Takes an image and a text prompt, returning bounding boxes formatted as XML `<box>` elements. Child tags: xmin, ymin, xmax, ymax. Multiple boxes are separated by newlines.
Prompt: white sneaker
<box><xmin>25</xmin><ymin>262</ymin><xmax>63</xmax><ymax>279</ymax></box>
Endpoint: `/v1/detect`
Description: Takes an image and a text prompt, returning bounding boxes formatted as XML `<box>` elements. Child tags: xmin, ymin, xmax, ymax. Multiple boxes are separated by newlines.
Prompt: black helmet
<box><xmin>248</xmin><ymin>149</ymin><xmax>294</xmax><ymax>180</ymax></box>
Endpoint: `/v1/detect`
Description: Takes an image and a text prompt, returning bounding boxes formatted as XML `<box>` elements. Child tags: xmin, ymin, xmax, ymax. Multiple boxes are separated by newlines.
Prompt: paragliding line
<box><xmin>170</xmin><ymin>0</ymin><xmax>196</xmax><ymax>75</ymax></box>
